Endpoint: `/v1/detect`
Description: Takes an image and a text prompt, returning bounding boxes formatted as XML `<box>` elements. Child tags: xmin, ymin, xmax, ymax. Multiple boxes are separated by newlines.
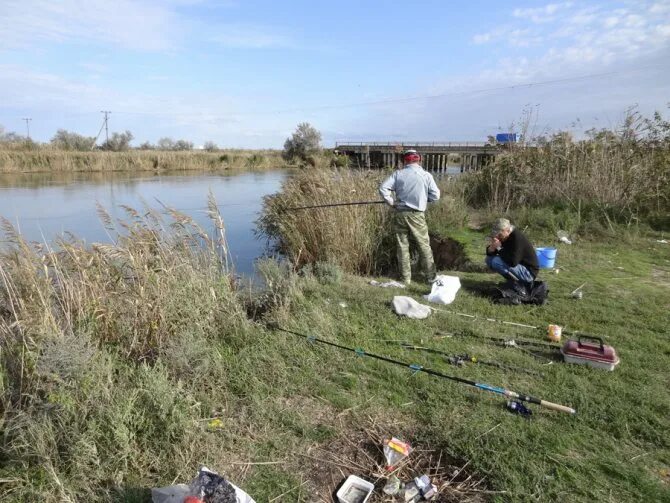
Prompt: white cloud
<box><xmin>347</xmin><ymin>1</ymin><xmax>670</xmax><ymax>144</ymax></box>
<box><xmin>513</xmin><ymin>2</ymin><xmax>574</xmax><ymax>23</ymax></box>
<box><xmin>0</xmin><ymin>0</ymin><xmax>184</xmax><ymax>52</ymax></box>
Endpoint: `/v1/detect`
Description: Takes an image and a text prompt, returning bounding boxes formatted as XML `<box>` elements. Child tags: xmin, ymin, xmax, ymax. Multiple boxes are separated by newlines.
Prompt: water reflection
<box><xmin>0</xmin><ymin>170</ymin><xmax>289</xmax><ymax>276</ymax></box>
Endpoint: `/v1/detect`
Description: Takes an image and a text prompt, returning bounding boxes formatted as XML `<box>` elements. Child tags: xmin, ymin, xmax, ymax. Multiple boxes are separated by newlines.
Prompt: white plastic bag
<box><xmin>423</xmin><ymin>275</ymin><xmax>461</xmax><ymax>305</ymax></box>
<box><xmin>392</xmin><ymin>296</ymin><xmax>431</xmax><ymax>319</ymax></box>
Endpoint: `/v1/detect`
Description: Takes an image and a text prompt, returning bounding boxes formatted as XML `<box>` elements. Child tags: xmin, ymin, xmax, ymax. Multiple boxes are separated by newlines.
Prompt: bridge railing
<box><xmin>334</xmin><ymin>141</ymin><xmax>492</xmax><ymax>148</ymax></box>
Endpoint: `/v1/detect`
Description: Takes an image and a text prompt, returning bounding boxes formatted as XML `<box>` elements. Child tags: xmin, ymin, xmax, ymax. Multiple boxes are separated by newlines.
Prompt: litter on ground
<box><xmin>370</xmin><ymin>279</ymin><xmax>407</xmax><ymax>288</ymax></box>
<box><xmin>423</xmin><ymin>274</ymin><xmax>461</xmax><ymax>305</ymax></box>
<box><xmin>392</xmin><ymin>296</ymin><xmax>432</xmax><ymax>319</ymax></box>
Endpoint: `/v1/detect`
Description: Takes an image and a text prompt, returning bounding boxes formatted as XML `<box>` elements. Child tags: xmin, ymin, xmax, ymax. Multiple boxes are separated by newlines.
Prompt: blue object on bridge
<box><xmin>495</xmin><ymin>133</ymin><xmax>518</xmax><ymax>143</ymax></box>
<box><xmin>535</xmin><ymin>247</ymin><xmax>557</xmax><ymax>269</ymax></box>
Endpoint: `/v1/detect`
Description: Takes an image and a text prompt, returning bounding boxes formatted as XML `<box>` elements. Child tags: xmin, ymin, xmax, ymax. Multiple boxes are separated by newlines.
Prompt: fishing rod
<box><xmin>274</xmin><ymin>326</ymin><xmax>575</xmax><ymax>415</ymax></box>
<box><xmin>429</xmin><ymin>307</ymin><xmax>601</xmax><ymax>340</ymax></box>
<box><xmin>388</xmin><ymin>341</ymin><xmax>544</xmax><ymax>377</ymax></box>
<box><xmin>282</xmin><ymin>200</ymin><xmax>385</xmax><ymax>211</ymax></box>
<box><xmin>439</xmin><ymin>331</ymin><xmax>561</xmax><ymax>350</ymax></box>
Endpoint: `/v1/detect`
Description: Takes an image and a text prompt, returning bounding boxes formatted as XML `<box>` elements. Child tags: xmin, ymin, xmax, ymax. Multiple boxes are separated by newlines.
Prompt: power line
<box><xmin>100</xmin><ymin>110</ymin><xmax>111</xmax><ymax>143</ymax></box>
<box><xmin>21</xmin><ymin>118</ymin><xmax>32</xmax><ymax>139</ymax></box>
<box><xmin>110</xmin><ymin>64</ymin><xmax>664</xmax><ymax>120</ymax></box>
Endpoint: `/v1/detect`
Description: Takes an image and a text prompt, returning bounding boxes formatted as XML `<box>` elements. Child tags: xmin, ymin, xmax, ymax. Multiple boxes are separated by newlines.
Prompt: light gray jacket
<box><xmin>379</xmin><ymin>163</ymin><xmax>440</xmax><ymax>211</ymax></box>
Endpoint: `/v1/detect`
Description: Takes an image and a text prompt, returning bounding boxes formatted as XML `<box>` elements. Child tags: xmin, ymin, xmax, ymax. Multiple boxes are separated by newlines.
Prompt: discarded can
<box><xmin>572</xmin><ymin>290</ymin><xmax>583</xmax><ymax>300</ymax></box>
<box><xmin>547</xmin><ymin>324</ymin><xmax>562</xmax><ymax>342</ymax></box>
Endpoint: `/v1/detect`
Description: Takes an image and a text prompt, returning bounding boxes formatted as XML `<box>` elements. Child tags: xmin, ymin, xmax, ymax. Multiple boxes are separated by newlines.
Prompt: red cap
<box><xmin>403</xmin><ymin>149</ymin><xmax>421</xmax><ymax>164</ymax></box>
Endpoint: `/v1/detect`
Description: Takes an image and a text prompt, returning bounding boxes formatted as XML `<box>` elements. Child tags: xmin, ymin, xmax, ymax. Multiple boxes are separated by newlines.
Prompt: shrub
<box><xmin>51</xmin><ymin>129</ymin><xmax>96</xmax><ymax>151</ymax></box>
<box><xmin>100</xmin><ymin>130</ymin><xmax>134</xmax><ymax>151</ymax></box>
<box><xmin>282</xmin><ymin>122</ymin><xmax>322</xmax><ymax>163</ymax></box>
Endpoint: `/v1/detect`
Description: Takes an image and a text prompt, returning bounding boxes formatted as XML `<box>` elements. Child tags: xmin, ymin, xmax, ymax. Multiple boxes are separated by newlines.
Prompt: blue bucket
<box><xmin>536</xmin><ymin>247</ymin><xmax>557</xmax><ymax>269</ymax></box>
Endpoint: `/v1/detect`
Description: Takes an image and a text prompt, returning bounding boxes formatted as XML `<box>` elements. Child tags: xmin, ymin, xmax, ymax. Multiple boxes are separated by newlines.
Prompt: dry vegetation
<box><xmin>0</xmin><ymin>149</ymin><xmax>285</xmax><ymax>173</ymax></box>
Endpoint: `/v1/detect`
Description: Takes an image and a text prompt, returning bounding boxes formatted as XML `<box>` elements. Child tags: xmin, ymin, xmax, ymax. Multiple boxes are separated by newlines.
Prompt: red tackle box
<box><xmin>561</xmin><ymin>335</ymin><xmax>620</xmax><ymax>371</ymax></box>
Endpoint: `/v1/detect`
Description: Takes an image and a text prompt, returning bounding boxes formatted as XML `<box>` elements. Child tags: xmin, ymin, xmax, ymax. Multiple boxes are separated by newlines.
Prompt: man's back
<box><xmin>379</xmin><ymin>164</ymin><xmax>440</xmax><ymax>211</ymax></box>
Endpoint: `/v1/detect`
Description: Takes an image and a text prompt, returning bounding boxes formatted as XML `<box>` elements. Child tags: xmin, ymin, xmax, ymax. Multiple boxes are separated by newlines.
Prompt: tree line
<box><xmin>0</xmin><ymin>125</ymin><xmax>220</xmax><ymax>152</ymax></box>
<box><xmin>0</xmin><ymin>122</ymin><xmax>324</xmax><ymax>160</ymax></box>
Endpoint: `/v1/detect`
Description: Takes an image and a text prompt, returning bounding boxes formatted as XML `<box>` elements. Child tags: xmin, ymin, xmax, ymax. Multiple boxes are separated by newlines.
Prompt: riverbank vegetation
<box><xmin>1</xmin><ymin>112</ymin><xmax>669</xmax><ymax>501</ymax></box>
<box><xmin>0</xmin><ymin>149</ymin><xmax>285</xmax><ymax>173</ymax></box>
<box><xmin>1</xmin><ymin>197</ymin><xmax>668</xmax><ymax>501</ymax></box>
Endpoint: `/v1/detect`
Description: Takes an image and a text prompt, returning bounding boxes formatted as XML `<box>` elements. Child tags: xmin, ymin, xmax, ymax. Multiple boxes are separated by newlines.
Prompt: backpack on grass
<box><xmin>493</xmin><ymin>280</ymin><xmax>548</xmax><ymax>306</ymax></box>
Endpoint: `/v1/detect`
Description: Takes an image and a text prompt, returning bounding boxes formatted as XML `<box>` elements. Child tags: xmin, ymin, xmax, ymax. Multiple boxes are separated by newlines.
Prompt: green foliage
<box><xmin>100</xmin><ymin>130</ymin><xmax>134</xmax><ymax>152</ymax></box>
<box><xmin>51</xmin><ymin>129</ymin><xmax>96</xmax><ymax>151</ymax></box>
<box><xmin>282</xmin><ymin>122</ymin><xmax>322</xmax><ymax>162</ymax></box>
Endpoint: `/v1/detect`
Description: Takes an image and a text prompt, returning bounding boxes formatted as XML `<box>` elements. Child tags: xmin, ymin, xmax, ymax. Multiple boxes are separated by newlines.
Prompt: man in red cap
<box><xmin>379</xmin><ymin>149</ymin><xmax>440</xmax><ymax>285</ymax></box>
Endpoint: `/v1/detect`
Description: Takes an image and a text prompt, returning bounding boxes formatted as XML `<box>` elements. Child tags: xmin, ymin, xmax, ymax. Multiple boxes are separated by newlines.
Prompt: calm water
<box><xmin>0</xmin><ymin>170</ymin><xmax>289</xmax><ymax>276</ymax></box>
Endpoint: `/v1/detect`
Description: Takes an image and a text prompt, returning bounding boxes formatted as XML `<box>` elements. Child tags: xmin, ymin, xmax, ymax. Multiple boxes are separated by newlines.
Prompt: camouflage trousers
<box><xmin>394</xmin><ymin>210</ymin><xmax>436</xmax><ymax>284</ymax></box>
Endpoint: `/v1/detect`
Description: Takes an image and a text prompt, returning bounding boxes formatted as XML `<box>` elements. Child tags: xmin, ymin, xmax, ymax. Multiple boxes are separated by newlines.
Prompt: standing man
<box><xmin>485</xmin><ymin>218</ymin><xmax>539</xmax><ymax>294</ymax></box>
<box><xmin>379</xmin><ymin>149</ymin><xmax>440</xmax><ymax>285</ymax></box>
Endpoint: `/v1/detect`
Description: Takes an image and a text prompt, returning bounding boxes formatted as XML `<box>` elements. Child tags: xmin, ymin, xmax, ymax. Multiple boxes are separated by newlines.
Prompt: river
<box><xmin>0</xmin><ymin>170</ymin><xmax>289</xmax><ymax>277</ymax></box>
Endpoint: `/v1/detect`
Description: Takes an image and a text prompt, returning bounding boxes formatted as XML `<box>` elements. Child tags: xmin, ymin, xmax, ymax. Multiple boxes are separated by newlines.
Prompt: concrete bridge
<box><xmin>334</xmin><ymin>142</ymin><xmax>499</xmax><ymax>172</ymax></box>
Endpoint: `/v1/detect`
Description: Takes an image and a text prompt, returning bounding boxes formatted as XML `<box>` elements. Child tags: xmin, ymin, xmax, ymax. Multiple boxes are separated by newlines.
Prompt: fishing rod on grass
<box><xmin>281</xmin><ymin>200</ymin><xmax>385</xmax><ymax>211</ymax></box>
<box><xmin>384</xmin><ymin>341</ymin><xmax>544</xmax><ymax>377</ymax></box>
<box><xmin>273</xmin><ymin>326</ymin><xmax>575</xmax><ymax>415</ymax></box>
<box><xmin>429</xmin><ymin>307</ymin><xmax>601</xmax><ymax>340</ymax></box>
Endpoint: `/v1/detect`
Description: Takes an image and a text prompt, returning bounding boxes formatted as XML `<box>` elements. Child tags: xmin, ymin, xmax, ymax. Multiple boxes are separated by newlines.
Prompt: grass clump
<box><xmin>258</xmin><ymin>168</ymin><xmax>396</xmax><ymax>274</ymax></box>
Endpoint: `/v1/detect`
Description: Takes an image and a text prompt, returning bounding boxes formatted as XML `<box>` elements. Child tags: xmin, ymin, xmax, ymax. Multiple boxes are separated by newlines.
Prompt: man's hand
<box><xmin>487</xmin><ymin>237</ymin><xmax>501</xmax><ymax>253</ymax></box>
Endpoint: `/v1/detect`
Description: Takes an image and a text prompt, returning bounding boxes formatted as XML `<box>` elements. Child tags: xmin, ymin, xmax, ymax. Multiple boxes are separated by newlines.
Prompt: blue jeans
<box><xmin>485</xmin><ymin>255</ymin><xmax>534</xmax><ymax>285</ymax></box>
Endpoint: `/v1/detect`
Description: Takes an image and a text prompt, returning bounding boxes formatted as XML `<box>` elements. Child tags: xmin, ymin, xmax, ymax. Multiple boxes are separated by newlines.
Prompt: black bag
<box><xmin>493</xmin><ymin>280</ymin><xmax>548</xmax><ymax>305</ymax></box>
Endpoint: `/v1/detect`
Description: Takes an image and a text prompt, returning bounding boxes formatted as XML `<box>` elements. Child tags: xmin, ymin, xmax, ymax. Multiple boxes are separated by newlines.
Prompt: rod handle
<box><xmin>540</xmin><ymin>400</ymin><xmax>576</xmax><ymax>414</ymax></box>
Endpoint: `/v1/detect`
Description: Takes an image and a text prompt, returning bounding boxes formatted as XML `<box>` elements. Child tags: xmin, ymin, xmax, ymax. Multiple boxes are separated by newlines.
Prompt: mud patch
<box><xmin>294</xmin><ymin>416</ymin><xmax>492</xmax><ymax>502</ymax></box>
<box><xmin>430</xmin><ymin>234</ymin><xmax>469</xmax><ymax>271</ymax></box>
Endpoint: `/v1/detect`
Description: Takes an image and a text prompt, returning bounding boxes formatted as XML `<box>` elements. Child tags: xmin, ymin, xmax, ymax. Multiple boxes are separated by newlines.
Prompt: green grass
<box><xmin>270</xmin><ymin>230</ymin><xmax>670</xmax><ymax>501</ymax></box>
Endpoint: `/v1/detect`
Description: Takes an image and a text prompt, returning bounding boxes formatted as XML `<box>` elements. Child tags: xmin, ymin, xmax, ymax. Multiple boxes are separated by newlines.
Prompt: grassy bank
<box><xmin>2</xmin><ymin>206</ymin><xmax>668</xmax><ymax>501</ymax></box>
<box><xmin>0</xmin><ymin>149</ymin><xmax>285</xmax><ymax>173</ymax></box>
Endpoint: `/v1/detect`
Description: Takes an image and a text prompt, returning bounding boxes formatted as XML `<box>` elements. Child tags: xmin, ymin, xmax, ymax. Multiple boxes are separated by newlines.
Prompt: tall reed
<box><xmin>0</xmin><ymin>196</ymin><xmax>247</xmax><ymax>500</ymax></box>
<box><xmin>258</xmin><ymin>168</ymin><xmax>395</xmax><ymax>274</ymax></box>
<box><xmin>0</xmin><ymin>149</ymin><xmax>285</xmax><ymax>173</ymax></box>
<box><xmin>463</xmin><ymin>111</ymin><xmax>670</xmax><ymax>227</ymax></box>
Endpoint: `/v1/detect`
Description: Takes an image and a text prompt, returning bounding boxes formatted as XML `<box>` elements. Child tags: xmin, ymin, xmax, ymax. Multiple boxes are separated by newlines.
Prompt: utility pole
<box><xmin>100</xmin><ymin>110</ymin><xmax>111</xmax><ymax>143</ymax></box>
<box><xmin>22</xmin><ymin>118</ymin><xmax>32</xmax><ymax>140</ymax></box>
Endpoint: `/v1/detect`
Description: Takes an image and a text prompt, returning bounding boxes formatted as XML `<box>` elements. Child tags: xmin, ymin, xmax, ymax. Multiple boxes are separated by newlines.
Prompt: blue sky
<box><xmin>1</xmin><ymin>0</ymin><xmax>669</xmax><ymax>147</ymax></box>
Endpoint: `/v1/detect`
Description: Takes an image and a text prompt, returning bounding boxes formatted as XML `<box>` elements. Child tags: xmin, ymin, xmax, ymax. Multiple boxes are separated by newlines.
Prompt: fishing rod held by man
<box><xmin>281</xmin><ymin>200</ymin><xmax>385</xmax><ymax>211</ymax></box>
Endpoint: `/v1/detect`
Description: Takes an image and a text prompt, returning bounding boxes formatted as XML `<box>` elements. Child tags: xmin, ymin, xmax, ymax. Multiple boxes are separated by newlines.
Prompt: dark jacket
<box><xmin>487</xmin><ymin>229</ymin><xmax>539</xmax><ymax>278</ymax></box>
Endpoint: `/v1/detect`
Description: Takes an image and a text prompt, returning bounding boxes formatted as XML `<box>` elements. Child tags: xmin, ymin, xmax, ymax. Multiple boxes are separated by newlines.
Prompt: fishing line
<box><xmin>429</xmin><ymin>306</ymin><xmax>602</xmax><ymax>340</ymax></box>
<box><xmin>384</xmin><ymin>341</ymin><xmax>544</xmax><ymax>377</ymax></box>
<box><xmin>273</xmin><ymin>326</ymin><xmax>575</xmax><ymax>414</ymax></box>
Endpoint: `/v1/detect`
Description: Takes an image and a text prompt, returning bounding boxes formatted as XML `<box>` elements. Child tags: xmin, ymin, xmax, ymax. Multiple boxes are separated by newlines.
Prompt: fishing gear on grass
<box><xmin>281</xmin><ymin>200</ymin><xmax>385</xmax><ymax>211</ymax></box>
<box><xmin>440</xmin><ymin>331</ymin><xmax>559</xmax><ymax>364</ymax></box>
<box><xmin>430</xmin><ymin>307</ymin><xmax>603</xmax><ymax>341</ymax></box>
<box><xmin>387</xmin><ymin>342</ymin><xmax>543</xmax><ymax>377</ymax></box>
<box><xmin>273</xmin><ymin>326</ymin><xmax>576</xmax><ymax>415</ymax></box>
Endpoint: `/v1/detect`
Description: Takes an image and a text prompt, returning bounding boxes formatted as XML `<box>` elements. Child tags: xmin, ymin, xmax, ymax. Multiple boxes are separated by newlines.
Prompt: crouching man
<box><xmin>485</xmin><ymin>218</ymin><xmax>539</xmax><ymax>295</ymax></box>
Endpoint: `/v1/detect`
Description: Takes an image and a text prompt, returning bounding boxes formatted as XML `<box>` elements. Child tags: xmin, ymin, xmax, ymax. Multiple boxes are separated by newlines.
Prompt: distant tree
<box><xmin>173</xmin><ymin>139</ymin><xmax>194</xmax><ymax>151</ymax></box>
<box><xmin>101</xmin><ymin>130</ymin><xmax>134</xmax><ymax>151</ymax></box>
<box><xmin>51</xmin><ymin>129</ymin><xmax>96</xmax><ymax>151</ymax></box>
<box><xmin>203</xmin><ymin>141</ymin><xmax>218</xmax><ymax>152</ymax></box>
<box><xmin>157</xmin><ymin>137</ymin><xmax>175</xmax><ymax>150</ymax></box>
<box><xmin>283</xmin><ymin>122</ymin><xmax>322</xmax><ymax>162</ymax></box>
<box><xmin>138</xmin><ymin>141</ymin><xmax>155</xmax><ymax>150</ymax></box>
